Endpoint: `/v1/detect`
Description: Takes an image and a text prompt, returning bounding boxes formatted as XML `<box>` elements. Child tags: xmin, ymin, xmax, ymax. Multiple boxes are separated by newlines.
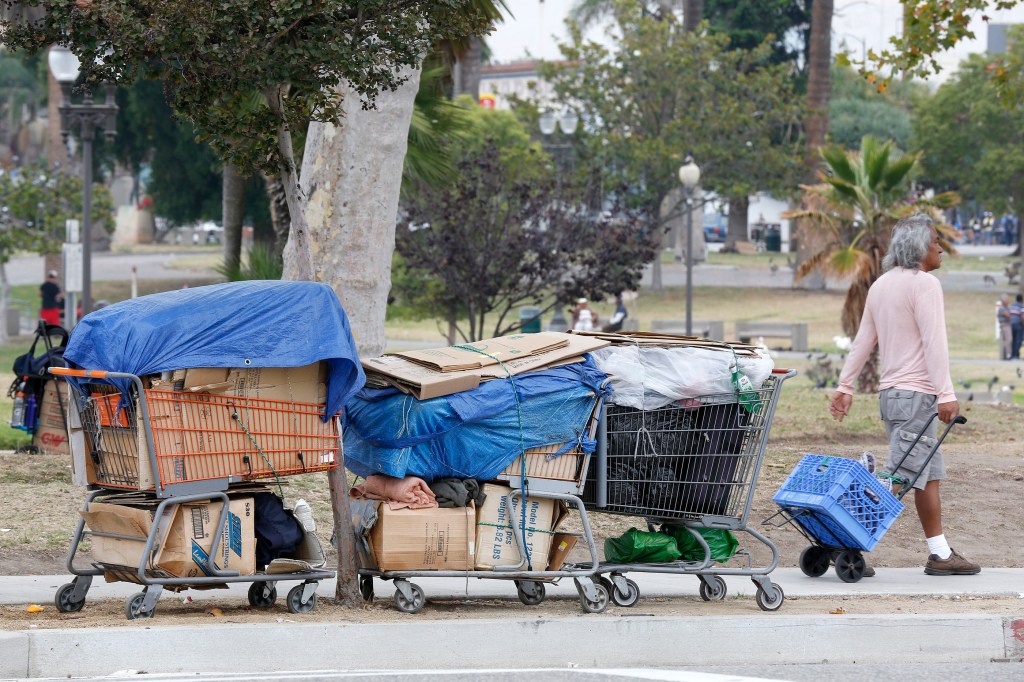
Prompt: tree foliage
<box><xmin>544</xmin><ymin>3</ymin><xmax>803</xmax><ymax>242</ymax></box>
<box><xmin>396</xmin><ymin>103</ymin><xmax>658</xmax><ymax>342</ymax></box>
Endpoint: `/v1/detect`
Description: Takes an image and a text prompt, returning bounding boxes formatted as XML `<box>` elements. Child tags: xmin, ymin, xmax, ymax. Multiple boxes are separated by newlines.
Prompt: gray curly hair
<box><xmin>882</xmin><ymin>213</ymin><xmax>934</xmax><ymax>271</ymax></box>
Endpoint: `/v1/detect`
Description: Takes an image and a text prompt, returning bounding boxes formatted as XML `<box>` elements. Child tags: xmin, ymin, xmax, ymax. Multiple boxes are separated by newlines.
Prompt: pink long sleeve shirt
<box><xmin>836</xmin><ymin>267</ymin><xmax>956</xmax><ymax>403</ymax></box>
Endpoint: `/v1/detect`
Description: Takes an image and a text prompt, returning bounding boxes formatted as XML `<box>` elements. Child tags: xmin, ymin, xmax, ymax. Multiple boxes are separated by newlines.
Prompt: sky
<box><xmin>487</xmin><ymin>0</ymin><xmax>1024</xmax><ymax>83</ymax></box>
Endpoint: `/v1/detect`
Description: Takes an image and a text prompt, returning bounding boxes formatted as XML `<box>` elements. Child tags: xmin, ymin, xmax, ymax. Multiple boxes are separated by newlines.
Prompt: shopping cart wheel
<box><xmin>287</xmin><ymin>584</ymin><xmax>318</xmax><ymax>614</ymax></box>
<box><xmin>247</xmin><ymin>581</ymin><xmax>277</xmax><ymax>609</ymax></box>
<box><xmin>516</xmin><ymin>580</ymin><xmax>546</xmax><ymax>606</ymax></box>
<box><xmin>833</xmin><ymin>550</ymin><xmax>866</xmax><ymax>583</ymax></box>
<box><xmin>124</xmin><ymin>592</ymin><xmax>156</xmax><ymax>620</ymax></box>
<box><xmin>393</xmin><ymin>582</ymin><xmax>426</xmax><ymax>614</ymax></box>
<box><xmin>359</xmin><ymin>575</ymin><xmax>374</xmax><ymax>602</ymax></box>
<box><xmin>609</xmin><ymin>578</ymin><xmax>641</xmax><ymax>608</ymax></box>
<box><xmin>755</xmin><ymin>584</ymin><xmax>785</xmax><ymax>612</ymax></box>
<box><xmin>698</xmin><ymin>575</ymin><xmax>728</xmax><ymax>602</ymax></box>
<box><xmin>799</xmin><ymin>545</ymin><xmax>832</xmax><ymax>578</ymax></box>
<box><xmin>54</xmin><ymin>582</ymin><xmax>86</xmax><ymax>613</ymax></box>
<box><xmin>577</xmin><ymin>581</ymin><xmax>610</xmax><ymax>614</ymax></box>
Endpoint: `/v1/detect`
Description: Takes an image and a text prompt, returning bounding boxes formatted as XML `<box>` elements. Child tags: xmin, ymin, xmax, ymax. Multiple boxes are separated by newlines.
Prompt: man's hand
<box><xmin>829</xmin><ymin>391</ymin><xmax>852</xmax><ymax>422</ymax></box>
<box><xmin>937</xmin><ymin>399</ymin><xmax>960</xmax><ymax>424</ymax></box>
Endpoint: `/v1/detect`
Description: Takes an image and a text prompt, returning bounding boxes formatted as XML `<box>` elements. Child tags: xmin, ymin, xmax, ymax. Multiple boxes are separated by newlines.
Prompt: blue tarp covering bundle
<box><xmin>343</xmin><ymin>356</ymin><xmax>610</xmax><ymax>482</ymax></box>
<box><xmin>63</xmin><ymin>280</ymin><xmax>366</xmax><ymax>418</ymax></box>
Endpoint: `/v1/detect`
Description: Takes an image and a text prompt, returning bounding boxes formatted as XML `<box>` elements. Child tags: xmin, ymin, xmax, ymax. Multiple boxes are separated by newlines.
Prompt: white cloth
<box><xmin>574</xmin><ymin>309</ymin><xmax>594</xmax><ymax>331</ymax></box>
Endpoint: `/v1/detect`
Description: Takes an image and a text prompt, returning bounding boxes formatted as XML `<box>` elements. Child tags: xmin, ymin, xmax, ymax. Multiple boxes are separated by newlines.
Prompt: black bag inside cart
<box><xmin>253</xmin><ymin>492</ymin><xmax>304</xmax><ymax>568</ymax></box>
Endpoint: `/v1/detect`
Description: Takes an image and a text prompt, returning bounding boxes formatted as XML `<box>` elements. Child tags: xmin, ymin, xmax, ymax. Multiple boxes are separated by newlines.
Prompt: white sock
<box><xmin>927</xmin><ymin>535</ymin><xmax>952</xmax><ymax>560</ymax></box>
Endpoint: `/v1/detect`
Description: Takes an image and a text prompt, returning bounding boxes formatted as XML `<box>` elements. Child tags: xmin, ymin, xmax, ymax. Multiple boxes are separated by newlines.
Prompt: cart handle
<box><xmin>49</xmin><ymin>367</ymin><xmax>108</xmax><ymax>379</ymax></box>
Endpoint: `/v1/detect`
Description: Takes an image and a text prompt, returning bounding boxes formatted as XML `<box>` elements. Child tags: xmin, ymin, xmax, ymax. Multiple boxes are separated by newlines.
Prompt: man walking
<box><xmin>829</xmin><ymin>213</ymin><xmax>980</xmax><ymax>576</ymax></box>
<box><xmin>39</xmin><ymin>270</ymin><xmax>63</xmax><ymax>326</ymax></box>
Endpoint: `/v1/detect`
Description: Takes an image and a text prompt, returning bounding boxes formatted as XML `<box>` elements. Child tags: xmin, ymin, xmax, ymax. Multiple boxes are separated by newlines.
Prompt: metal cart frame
<box><xmin>50</xmin><ymin>367</ymin><xmax>335</xmax><ymax>620</ymax></box>
<box><xmin>582</xmin><ymin>368</ymin><xmax>797</xmax><ymax>611</ymax></box>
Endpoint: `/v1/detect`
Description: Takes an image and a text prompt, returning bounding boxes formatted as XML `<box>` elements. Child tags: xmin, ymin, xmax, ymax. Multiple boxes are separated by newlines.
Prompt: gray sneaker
<box><xmin>924</xmin><ymin>549</ymin><xmax>981</xmax><ymax>576</ymax></box>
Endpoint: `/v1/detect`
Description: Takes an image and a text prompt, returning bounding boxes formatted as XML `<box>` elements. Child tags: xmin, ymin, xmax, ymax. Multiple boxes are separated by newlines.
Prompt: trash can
<box><xmin>765</xmin><ymin>225</ymin><xmax>782</xmax><ymax>252</ymax></box>
<box><xmin>519</xmin><ymin>306</ymin><xmax>542</xmax><ymax>333</ymax></box>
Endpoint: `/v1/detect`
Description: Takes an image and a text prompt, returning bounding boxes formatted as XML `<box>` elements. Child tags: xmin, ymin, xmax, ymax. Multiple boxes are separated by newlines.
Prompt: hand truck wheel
<box><xmin>393</xmin><ymin>582</ymin><xmax>426</xmax><ymax>614</ymax></box>
<box><xmin>124</xmin><ymin>591</ymin><xmax>156</xmax><ymax>620</ymax></box>
<box><xmin>247</xmin><ymin>581</ymin><xmax>277</xmax><ymax>609</ymax></box>
<box><xmin>698</xmin><ymin>575</ymin><xmax>728</xmax><ymax>602</ymax></box>
<box><xmin>799</xmin><ymin>545</ymin><xmax>832</xmax><ymax>578</ymax></box>
<box><xmin>287</xmin><ymin>583</ymin><xmax>318</xmax><ymax>614</ymax></box>
<box><xmin>834</xmin><ymin>549</ymin><xmax>866</xmax><ymax>583</ymax></box>
<box><xmin>359</xmin><ymin>575</ymin><xmax>375</xmax><ymax>602</ymax></box>
<box><xmin>576</xmin><ymin>579</ymin><xmax>609</xmax><ymax>614</ymax></box>
<box><xmin>515</xmin><ymin>580</ymin><xmax>546</xmax><ymax>606</ymax></box>
<box><xmin>755</xmin><ymin>584</ymin><xmax>785</xmax><ymax>612</ymax></box>
<box><xmin>609</xmin><ymin>578</ymin><xmax>641</xmax><ymax>608</ymax></box>
<box><xmin>54</xmin><ymin>581</ymin><xmax>86</xmax><ymax>613</ymax></box>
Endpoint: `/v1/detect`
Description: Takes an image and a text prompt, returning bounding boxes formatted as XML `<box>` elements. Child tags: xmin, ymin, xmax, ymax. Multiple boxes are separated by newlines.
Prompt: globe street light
<box><xmin>48</xmin><ymin>45</ymin><xmax>118</xmax><ymax>319</ymax></box>
<box><xmin>678</xmin><ymin>155</ymin><xmax>701</xmax><ymax>336</ymax></box>
<box><xmin>539</xmin><ymin>108</ymin><xmax>579</xmax><ymax>331</ymax></box>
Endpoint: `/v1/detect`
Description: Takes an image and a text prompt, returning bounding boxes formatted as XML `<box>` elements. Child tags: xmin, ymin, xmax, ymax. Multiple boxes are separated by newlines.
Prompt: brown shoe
<box><xmin>924</xmin><ymin>549</ymin><xmax>981</xmax><ymax>576</ymax></box>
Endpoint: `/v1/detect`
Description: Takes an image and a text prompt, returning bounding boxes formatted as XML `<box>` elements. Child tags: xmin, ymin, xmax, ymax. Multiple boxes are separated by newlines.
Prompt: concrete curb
<box><xmin>2</xmin><ymin>614</ymin><xmax>1022</xmax><ymax>679</ymax></box>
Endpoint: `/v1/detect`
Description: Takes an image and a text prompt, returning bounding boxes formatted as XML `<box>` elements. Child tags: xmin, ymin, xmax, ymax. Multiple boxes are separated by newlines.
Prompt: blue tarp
<box><xmin>343</xmin><ymin>357</ymin><xmax>610</xmax><ymax>481</ymax></box>
<box><xmin>63</xmin><ymin>280</ymin><xmax>365</xmax><ymax>417</ymax></box>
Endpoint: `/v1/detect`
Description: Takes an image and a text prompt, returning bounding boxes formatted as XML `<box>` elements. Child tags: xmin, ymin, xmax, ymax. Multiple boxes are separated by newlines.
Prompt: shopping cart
<box><xmin>50</xmin><ymin>367</ymin><xmax>337</xmax><ymax>620</ymax></box>
<box><xmin>580</xmin><ymin>368</ymin><xmax>796</xmax><ymax>611</ymax></box>
<box><xmin>768</xmin><ymin>413</ymin><xmax>966</xmax><ymax>583</ymax></box>
<box><xmin>356</xmin><ymin>386</ymin><xmax>613</xmax><ymax>615</ymax></box>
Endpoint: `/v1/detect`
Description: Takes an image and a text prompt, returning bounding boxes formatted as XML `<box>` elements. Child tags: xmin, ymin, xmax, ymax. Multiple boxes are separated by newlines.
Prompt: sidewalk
<box><xmin>3</xmin><ymin>569</ymin><xmax>1023</xmax><ymax>679</ymax></box>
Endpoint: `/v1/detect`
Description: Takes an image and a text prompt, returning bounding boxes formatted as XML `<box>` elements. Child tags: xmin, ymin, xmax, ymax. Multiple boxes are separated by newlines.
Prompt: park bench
<box><xmin>650</xmin><ymin>319</ymin><xmax>725</xmax><ymax>340</ymax></box>
<box><xmin>734</xmin><ymin>320</ymin><xmax>808</xmax><ymax>351</ymax></box>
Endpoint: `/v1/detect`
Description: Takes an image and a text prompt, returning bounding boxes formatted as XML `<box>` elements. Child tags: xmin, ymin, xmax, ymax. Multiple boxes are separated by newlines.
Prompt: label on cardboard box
<box><xmin>475</xmin><ymin>483</ymin><xmax>560</xmax><ymax>570</ymax></box>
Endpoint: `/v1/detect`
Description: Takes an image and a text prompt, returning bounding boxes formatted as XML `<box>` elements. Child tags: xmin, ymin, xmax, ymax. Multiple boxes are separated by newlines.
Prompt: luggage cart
<box><xmin>357</xmin><ymin>391</ymin><xmax>612</xmax><ymax>615</ymax></box>
<box><xmin>768</xmin><ymin>413</ymin><xmax>966</xmax><ymax>583</ymax></box>
<box><xmin>50</xmin><ymin>367</ymin><xmax>336</xmax><ymax>620</ymax></box>
<box><xmin>581</xmin><ymin>368</ymin><xmax>796</xmax><ymax>611</ymax></box>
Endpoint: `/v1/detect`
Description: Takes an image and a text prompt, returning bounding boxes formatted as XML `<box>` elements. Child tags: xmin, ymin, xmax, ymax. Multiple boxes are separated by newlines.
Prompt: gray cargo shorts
<box><xmin>879</xmin><ymin>388</ymin><xmax>945</xmax><ymax>491</ymax></box>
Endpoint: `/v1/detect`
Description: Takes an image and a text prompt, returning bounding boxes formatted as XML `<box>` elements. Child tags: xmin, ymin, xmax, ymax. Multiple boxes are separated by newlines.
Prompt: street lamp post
<box><xmin>678</xmin><ymin>155</ymin><xmax>701</xmax><ymax>336</ymax></box>
<box><xmin>539</xmin><ymin>108</ymin><xmax>579</xmax><ymax>331</ymax></box>
<box><xmin>48</xmin><ymin>45</ymin><xmax>117</xmax><ymax>319</ymax></box>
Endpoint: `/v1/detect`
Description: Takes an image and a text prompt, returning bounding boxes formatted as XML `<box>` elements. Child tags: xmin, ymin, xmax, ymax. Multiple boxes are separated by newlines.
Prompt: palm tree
<box><xmin>783</xmin><ymin>135</ymin><xmax>959</xmax><ymax>392</ymax></box>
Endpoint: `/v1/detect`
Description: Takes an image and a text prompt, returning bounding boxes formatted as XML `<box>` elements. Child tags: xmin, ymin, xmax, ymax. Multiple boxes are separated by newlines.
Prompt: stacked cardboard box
<box><xmin>33</xmin><ymin>380</ymin><xmax>71</xmax><ymax>456</ymax></box>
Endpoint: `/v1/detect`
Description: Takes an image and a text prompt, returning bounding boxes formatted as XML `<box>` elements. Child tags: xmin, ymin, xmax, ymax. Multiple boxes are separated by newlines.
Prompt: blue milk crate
<box><xmin>773</xmin><ymin>454</ymin><xmax>904</xmax><ymax>552</ymax></box>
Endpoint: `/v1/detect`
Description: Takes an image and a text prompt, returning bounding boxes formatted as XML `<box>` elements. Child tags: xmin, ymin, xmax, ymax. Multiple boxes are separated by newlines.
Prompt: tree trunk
<box><xmin>682</xmin><ymin>0</ymin><xmax>704</xmax><ymax>31</ymax></box>
<box><xmin>222</xmin><ymin>163</ymin><xmax>246</xmax><ymax>274</ymax></box>
<box><xmin>267</xmin><ymin>85</ymin><xmax>315</xmax><ymax>283</ymax></box>
<box><xmin>262</xmin><ymin>172</ymin><xmax>290</xmax><ymax>263</ymax></box>
<box><xmin>457</xmin><ymin>36</ymin><xmax>483</xmax><ymax>102</ymax></box>
<box><xmin>327</xmin><ymin>449</ymin><xmax>362</xmax><ymax>607</ymax></box>
<box><xmin>795</xmin><ymin>0</ymin><xmax>833</xmax><ymax>290</ymax></box>
<box><xmin>724</xmin><ymin>196</ymin><xmax>750</xmax><ymax>251</ymax></box>
<box><xmin>300</xmin><ymin>67</ymin><xmax>421</xmax><ymax>358</ymax></box>
<box><xmin>299</xmin><ymin>67</ymin><xmax>421</xmax><ymax>605</ymax></box>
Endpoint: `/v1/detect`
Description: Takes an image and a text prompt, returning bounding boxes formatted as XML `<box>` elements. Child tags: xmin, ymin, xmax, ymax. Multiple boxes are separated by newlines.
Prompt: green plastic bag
<box><xmin>662</xmin><ymin>525</ymin><xmax>739</xmax><ymax>562</ymax></box>
<box><xmin>604</xmin><ymin>528</ymin><xmax>682</xmax><ymax>563</ymax></box>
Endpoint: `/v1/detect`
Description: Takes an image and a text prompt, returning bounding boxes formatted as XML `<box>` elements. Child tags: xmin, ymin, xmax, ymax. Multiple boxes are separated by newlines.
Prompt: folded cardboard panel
<box><xmin>33</xmin><ymin>381</ymin><xmax>70</xmax><ymax>456</ymax></box>
<box><xmin>183</xmin><ymin>362</ymin><xmax>328</xmax><ymax>405</ymax></box>
<box><xmin>368</xmin><ymin>502</ymin><xmax>476</xmax><ymax>571</ymax></box>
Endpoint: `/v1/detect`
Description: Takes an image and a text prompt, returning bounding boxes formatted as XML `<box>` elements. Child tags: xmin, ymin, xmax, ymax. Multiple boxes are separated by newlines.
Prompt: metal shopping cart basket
<box><xmin>767</xmin><ymin>413</ymin><xmax>966</xmax><ymax>583</ymax></box>
<box><xmin>50</xmin><ymin>366</ymin><xmax>337</xmax><ymax>620</ymax></box>
<box><xmin>580</xmin><ymin>368</ymin><xmax>796</xmax><ymax>611</ymax></box>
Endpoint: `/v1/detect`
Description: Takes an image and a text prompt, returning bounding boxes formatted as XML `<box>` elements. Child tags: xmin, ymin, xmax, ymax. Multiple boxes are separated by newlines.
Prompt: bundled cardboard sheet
<box><xmin>363</xmin><ymin>332</ymin><xmax>610</xmax><ymax>399</ymax></box>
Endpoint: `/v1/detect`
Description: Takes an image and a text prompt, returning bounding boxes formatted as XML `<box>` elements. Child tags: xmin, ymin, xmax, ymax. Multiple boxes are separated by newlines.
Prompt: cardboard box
<box><xmin>546</xmin><ymin>532</ymin><xmax>580</xmax><ymax>571</ymax></box>
<box><xmin>33</xmin><ymin>381</ymin><xmax>70</xmax><ymax>456</ymax></box>
<box><xmin>81</xmin><ymin>494</ymin><xmax>256</xmax><ymax>579</ymax></box>
<box><xmin>369</xmin><ymin>502</ymin><xmax>475</xmax><ymax>571</ymax></box>
<box><xmin>183</xmin><ymin>362</ymin><xmax>327</xmax><ymax>405</ymax></box>
<box><xmin>475</xmin><ymin>484</ymin><xmax>566</xmax><ymax>570</ymax></box>
<box><xmin>362</xmin><ymin>332</ymin><xmax>610</xmax><ymax>400</ymax></box>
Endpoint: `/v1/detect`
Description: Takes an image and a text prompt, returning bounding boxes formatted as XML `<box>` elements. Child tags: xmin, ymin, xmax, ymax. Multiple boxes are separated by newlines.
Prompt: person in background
<box><xmin>997</xmin><ymin>294</ymin><xmax>1012</xmax><ymax>360</ymax></box>
<box><xmin>39</xmin><ymin>270</ymin><xmax>63</xmax><ymax>325</ymax></box>
<box><xmin>829</xmin><ymin>213</ymin><xmax>979</xmax><ymax>577</ymax></box>
<box><xmin>572</xmin><ymin>298</ymin><xmax>597</xmax><ymax>332</ymax></box>
<box><xmin>1009</xmin><ymin>293</ymin><xmax>1023</xmax><ymax>361</ymax></box>
<box><xmin>602</xmin><ymin>295</ymin><xmax>629</xmax><ymax>333</ymax></box>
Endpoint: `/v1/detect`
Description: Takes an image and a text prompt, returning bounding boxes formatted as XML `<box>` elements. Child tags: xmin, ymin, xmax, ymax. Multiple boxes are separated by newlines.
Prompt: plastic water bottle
<box><xmin>10</xmin><ymin>381</ymin><xmax>26</xmax><ymax>428</ymax></box>
<box><xmin>293</xmin><ymin>498</ymin><xmax>316</xmax><ymax>533</ymax></box>
<box><xmin>23</xmin><ymin>393</ymin><xmax>37</xmax><ymax>430</ymax></box>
